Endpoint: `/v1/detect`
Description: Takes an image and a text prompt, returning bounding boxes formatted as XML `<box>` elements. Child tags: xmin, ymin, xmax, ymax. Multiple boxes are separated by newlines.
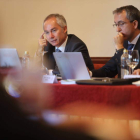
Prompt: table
<box><xmin>46</xmin><ymin>83</ymin><xmax>140</xmax><ymax>119</ymax></box>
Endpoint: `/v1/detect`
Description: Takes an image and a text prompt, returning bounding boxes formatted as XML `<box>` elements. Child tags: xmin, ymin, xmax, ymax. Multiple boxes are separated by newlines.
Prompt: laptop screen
<box><xmin>0</xmin><ymin>48</ymin><xmax>22</xmax><ymax>69</ymax></box>
<box><xmin>53</xmin><ymin>52</ymin><xmax>90</xmax><ymax>80</ymax></box>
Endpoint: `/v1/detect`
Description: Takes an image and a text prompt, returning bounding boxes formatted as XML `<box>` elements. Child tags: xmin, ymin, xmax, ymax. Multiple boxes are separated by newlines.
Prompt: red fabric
<box><xmin>45</xmin><ymin>83</ymin><xmax>140</xmax><ymax>119</ymax></box>
<box><xmin>94</xmin><ymin>64</ymin><xmax>104</xmax><ymax>70</ymax></box>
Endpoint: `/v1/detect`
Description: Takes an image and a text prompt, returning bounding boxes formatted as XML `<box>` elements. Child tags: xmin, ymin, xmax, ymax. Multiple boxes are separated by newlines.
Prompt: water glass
<box><xmin>126</xmin><ymin>50</ymin><xmax>139</xmax><ymax>74</ymax></box>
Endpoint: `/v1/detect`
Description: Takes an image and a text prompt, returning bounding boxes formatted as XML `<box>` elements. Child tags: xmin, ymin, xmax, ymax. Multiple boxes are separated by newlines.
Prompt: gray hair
<box><xmin>44</xmin><ymin>14</ymin><xmax>67</xmax><ymax>28</ymax></box>
<box><xmin>113</xmin><ymin>5</ymin><xmax>140</xmax><ymax>29</ymax></box>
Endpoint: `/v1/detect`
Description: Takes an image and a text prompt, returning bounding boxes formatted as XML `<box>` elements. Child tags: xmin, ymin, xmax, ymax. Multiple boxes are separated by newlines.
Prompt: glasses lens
<box><xmin>113</xmin><ymin>24</ymin><xmax>116</xmax><ymax>27</ymax></box>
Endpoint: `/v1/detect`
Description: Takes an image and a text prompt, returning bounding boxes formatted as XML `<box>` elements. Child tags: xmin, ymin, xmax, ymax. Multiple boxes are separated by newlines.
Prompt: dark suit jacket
<box><xmin>43</xmin><ymin>34</ymin><xmax>94</xmax><ymax>72</ymax></box>
<box><xmin>92</xmin><ymin>36</ymin><xmax>140</xmax><ymax>78</ymax></box>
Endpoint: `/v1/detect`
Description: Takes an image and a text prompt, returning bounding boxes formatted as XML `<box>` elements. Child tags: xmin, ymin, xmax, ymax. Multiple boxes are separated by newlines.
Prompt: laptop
<box><xmin>76</xmin><ymin>78</ymin><xmax>140</xmax><ymax>85</ymax></box>
<box><xmin>53</xmin><ymin>52</ymin><xmax>90</xmax><ymax>80</ymax></box>
<box><xmin>0</xmin><ymin>48</ymin><xmax>22</xmax><ymax>69</ymax></box>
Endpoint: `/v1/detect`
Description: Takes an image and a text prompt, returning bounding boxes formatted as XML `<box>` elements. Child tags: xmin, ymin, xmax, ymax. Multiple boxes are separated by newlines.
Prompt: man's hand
<box><xmin>39</xmin><ymin>32</ymin><xmax>47</xmax><ymax>48</ymax></box>
<box><xmin>35</xmin><ymin>33</ymin><xmax>47</xmax><ymax>57</ymax></box>
<box><xmin>87</xmin><ymin>67</ymin><xmax>92</xmax><ymax>77</ymax></box>
<box><xmin>114</xmin><ymin>32</ymin><xmax>124</xmax><ymax>50</ymax></box>
<box><xmin>133</xmin><ymin>69</ymin><xmax>140</xmax><ymax>75</ymax></box>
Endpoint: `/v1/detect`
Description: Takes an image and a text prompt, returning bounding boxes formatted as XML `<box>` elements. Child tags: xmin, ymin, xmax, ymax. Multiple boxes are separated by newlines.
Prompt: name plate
<box><xmin>42</xmin><ymin>75</ymin><xmax>58</xmax><ymax>83</ymax></box>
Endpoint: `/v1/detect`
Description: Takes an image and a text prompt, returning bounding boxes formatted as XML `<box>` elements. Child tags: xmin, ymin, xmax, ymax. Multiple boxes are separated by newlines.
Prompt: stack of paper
<box><xmin>60</xmin><ymin>79</ymin><xmax>76</xmax><ymax>84</ymax></box>
<box><xmin>132</xmin><ymin>80</ymin><xmax>140</xmax><ymax>86</ymax></box>
<box><xmin>124</xmin><ymin>75</ymin><xmax>140</xmax><ymax>79</ymax></box>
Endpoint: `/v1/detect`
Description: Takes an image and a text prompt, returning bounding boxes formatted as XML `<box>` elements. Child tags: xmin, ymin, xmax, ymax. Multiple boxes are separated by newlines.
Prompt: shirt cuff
<box><xmin>89</xmin><ymin>70</ymin><xmax>92</xmax><ymax>77</ymax></box>
<box><xmin>115</xmin><ymin>48</ymin><xmax>124</xmax><ymax>54</ymax></box>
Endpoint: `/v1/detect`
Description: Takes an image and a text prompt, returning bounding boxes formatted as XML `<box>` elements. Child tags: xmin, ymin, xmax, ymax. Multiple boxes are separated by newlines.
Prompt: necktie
<box><xmin>55</xmin><ymin>48</ymin><xmax>61</xmax><ymax>52</ymax></box>
<box><xmin>127</xmin><ymin>44</ymin><xmax>134</xmax><ymax>50</ymax></box>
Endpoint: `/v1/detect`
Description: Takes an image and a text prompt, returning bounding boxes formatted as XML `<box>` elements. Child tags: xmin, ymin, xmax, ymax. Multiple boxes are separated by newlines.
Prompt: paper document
<box><xmin>124</xmin><ymin>75</ymin><xmax>140</xmax><ymax>79</ymax></box>
<box><xmin>132</xmin><ymin>80</ymin><xmax>140</xmax><ymax>86</ymax></box>
<box><xmin>60</xmin><ymin>79</ymin><xmax>76</xmax><ymax>84</ymax></box>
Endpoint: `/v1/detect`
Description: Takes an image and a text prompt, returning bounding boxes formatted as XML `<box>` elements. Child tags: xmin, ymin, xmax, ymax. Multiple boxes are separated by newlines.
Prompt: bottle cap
<box><xmin>25</xmin><ymin>51</ymin><xmax>29</xmax><ymax>55</ymax></box>
<box><xmin>48</xmin><ymin>69</ymin><xmax>53</xmax><ymax>75</ymax></box>
<box><xmin>123</xmin><ymin>49</ymin><xmax>128</xmax><ymax>53</ymax></box>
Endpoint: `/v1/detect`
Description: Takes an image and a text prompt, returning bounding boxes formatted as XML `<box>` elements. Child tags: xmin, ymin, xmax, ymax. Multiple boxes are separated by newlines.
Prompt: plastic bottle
<box><xmin>22</xmin><ymin>51</ymin><xmax>30</xmax><ymax>69</ymax></box>
<box><xmin>121</xmin><ymin>49</ymin><xmax>129</xmax><ymax>78</ymax></box>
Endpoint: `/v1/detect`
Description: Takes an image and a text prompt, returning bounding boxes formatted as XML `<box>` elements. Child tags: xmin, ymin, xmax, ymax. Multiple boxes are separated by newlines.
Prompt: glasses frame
<box><xmin>113</xmin><ymin>22</ymin><xmax>128</xmax><ymax>28</ymax></box>
<box><xmin>113</xmin><ymin>20</ymin><xmax>134</xmax><ymax>28</ymax></box>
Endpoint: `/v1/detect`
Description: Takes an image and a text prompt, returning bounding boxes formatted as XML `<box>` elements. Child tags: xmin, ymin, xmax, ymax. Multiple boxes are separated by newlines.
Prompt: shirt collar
<box><xmin>128</xmin><ymin>33</ymin><xmax>140</xmax><ymax>45</ymax></box>
<box><xmin>55</xmin><ymin>36</ymin><xmax>68</xmax><ymax>52</ymax></box>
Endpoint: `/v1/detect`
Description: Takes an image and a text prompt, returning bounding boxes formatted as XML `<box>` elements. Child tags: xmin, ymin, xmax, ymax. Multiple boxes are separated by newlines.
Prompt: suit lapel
<box><xmin>123</xmin><ymin>36</ymin><xmax>140</xmax><ymax>50</ymax></box>
<box><xmin>133</xmin><ymin>36</ymin><xmax>140</xmax><ymax>69</ymax></box>
<box><xmin>123</xmin><ymin>40</ymin><xmax>128</xmax><ymax>49</ymax></box>
<box><xmin>48</xmin><ymin>44</ymin><xmax>56</xmax><ymax>68</ymax></box>
<box><xmin>134</xmin><ymin>36</ymin><xmax>140</xmax><ymax>51</ymax></box>
<box><xmin>64</xmin><ymin>35</ymin><xmax>70</xmax><ymax>52</ymax></box>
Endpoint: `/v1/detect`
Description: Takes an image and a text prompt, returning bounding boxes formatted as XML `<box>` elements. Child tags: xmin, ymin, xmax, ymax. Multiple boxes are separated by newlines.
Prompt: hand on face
<box><xmin>132</xmin><ymin>69</ymin><xmax>140</xmax><ymax>75</ymax></box>
<box><xmin>38</xmin><ymin>32</ymin><xmax>47</xmax><ymax>49</ymax></box>
<box><xmin>114</xmin><ymin>32</ymin><xmax>125</xmax><ymax>50</ymax></box>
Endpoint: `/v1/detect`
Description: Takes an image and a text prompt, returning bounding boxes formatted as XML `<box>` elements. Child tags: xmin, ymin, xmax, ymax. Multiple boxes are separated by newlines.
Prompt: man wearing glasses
<box><xmin>92</xmin><ymin>5</ymin><xmax>140</xmax><ymax>77</ymax></box>
<box><xmin>36</xmin><ymin>14</ymin><xmax>94</xmax><ymax>74</ymax></box>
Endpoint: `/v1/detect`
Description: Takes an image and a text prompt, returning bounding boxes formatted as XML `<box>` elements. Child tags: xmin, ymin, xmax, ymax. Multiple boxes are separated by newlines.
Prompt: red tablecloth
<box><xmin>45</xmin><ymin>83</ymin><xmax>140</xmax><ymax>119</ymax></box>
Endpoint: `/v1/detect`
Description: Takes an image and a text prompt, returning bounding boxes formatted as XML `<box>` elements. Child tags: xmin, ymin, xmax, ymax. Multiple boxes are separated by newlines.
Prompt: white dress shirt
<box><xmin>128</xmin><ymin>33</ymin><xmax>140</xmax><ymax>50</ymax></box>
<box><xmin>55</xmin><ymin>37</ymin><xmax>68</xmax><ymax>52</ymax></box>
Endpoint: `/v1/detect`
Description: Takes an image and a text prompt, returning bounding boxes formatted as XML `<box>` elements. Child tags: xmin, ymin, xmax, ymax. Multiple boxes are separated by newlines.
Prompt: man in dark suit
<box><xmin>36</xmin><ymin>14</ymin><xmax>94</xmax><ymax>74</ymax></box>
<box><xmin>92</xmin><ymin>5</ymin><xmax>140</xmax><ymax>78</ymax></box>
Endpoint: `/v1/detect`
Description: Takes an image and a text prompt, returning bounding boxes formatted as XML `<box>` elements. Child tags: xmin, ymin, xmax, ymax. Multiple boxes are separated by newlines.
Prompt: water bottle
<box><xmin>22</xmin><ymin>51</ymin><xmax>30</xmax><ymax>69</ymax></box>
<box><xmin>121</xmin><ymin>49</ymin><xmax>129</xmax><ymax>78</ymax></box>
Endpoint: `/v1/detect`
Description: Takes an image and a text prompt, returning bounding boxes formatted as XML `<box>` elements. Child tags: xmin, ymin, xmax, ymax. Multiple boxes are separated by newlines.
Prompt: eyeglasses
<box><xmin>113</xmin><ymin>22</ymin><xmax>127</xmax><ymax>28</ymax></box>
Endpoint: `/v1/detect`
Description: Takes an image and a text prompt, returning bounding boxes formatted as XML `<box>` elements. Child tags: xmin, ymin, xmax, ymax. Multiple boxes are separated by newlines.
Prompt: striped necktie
<box><xmin>55</xmin><ymin>48</ymin><xmax>61</xmax><ymax>52</ymax></box>
<box><xmin>127</xmin><ymin>44</ymin><xmax>134</xmax><ymax>50</ymax></box>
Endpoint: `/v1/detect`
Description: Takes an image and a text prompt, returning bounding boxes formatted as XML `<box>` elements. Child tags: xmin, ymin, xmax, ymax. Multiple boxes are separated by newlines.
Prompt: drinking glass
<box><xmin>126</xmin><ymin>50</ymin><xmax>139</xmax><ymax>74</ymax></box>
